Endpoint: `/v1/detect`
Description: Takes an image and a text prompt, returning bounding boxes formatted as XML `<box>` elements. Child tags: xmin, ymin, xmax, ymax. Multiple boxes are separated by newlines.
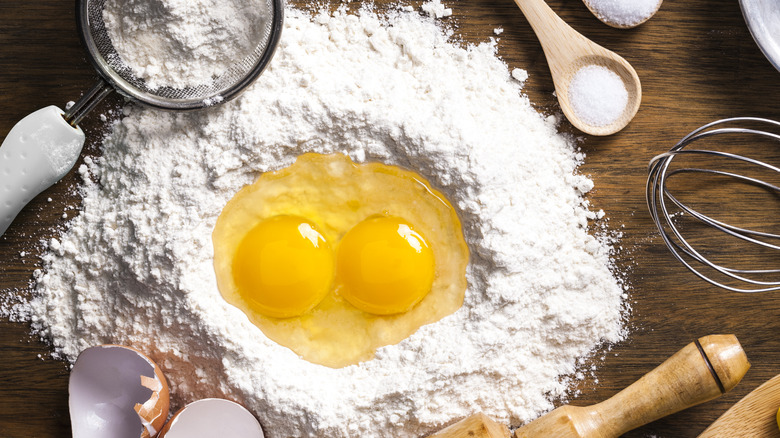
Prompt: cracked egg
<box><xmin>212</xmin><ymin>153</ymin><xmax>468</xmax><ymax>368</ymax></box>
<box><xmin>69</xmin><ymin>345</ymin><xmax>169</xmax><ymax>438</ymax></box>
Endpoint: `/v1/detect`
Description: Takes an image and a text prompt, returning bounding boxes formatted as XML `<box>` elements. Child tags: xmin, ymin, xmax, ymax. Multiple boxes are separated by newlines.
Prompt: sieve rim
<box><xmin>74</xmin><ymin>0</ymin><xmax>284</xmax><ymax>111</ymax></box>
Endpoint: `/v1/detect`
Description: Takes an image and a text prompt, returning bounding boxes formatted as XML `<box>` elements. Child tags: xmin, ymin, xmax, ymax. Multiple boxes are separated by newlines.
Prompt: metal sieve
<box><xmin>65</xmin><ymin>0</ymin><xmax>284</xmax><ymax>125</ymax></box>
<box><xmin>0</xmin><ymin>0</ymin><xmax>283</xmax><ymax>236</ymax></box>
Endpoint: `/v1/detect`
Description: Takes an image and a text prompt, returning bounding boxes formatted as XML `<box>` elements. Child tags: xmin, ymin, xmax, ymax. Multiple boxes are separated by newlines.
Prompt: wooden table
<box><xmin>1</xmin><ymin>0</ymin><xmax>779</xmax><ymax>436</ymax></box>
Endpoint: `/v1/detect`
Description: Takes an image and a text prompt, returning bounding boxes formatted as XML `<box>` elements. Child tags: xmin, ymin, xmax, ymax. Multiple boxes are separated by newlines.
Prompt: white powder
<box><xmin>20</xmin><ymin>6</ymin><xmax>626</xmax><ymax>438</ymax></box>
<box><xmin>102</xmin><ymin>0</ymin><xmax>270</xmax><ymax>89</ymax></box>
<box><xmin>511</xmin><ymin>68</ymin><xmax>528</xmax><ymax>83</ymax></box>
<box><xmin>587</xmin><ymin>0</ymin><xmax>661</xmax><ymax>27</ymax></box>
<box><xmin>421</xmin><ymin>0</ymin><xmax>452</xmax><ymax>18</ymax></box>
<box><xmin>568</xmin><ymin>65</ymin><xmax>628</xmax><ymax>127</ymax></box>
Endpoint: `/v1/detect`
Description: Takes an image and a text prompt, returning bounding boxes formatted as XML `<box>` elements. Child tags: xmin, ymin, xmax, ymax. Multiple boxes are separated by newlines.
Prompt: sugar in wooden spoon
<box><xmin>582</xmin><ymin>0</ymin><xmax>663</xmax><ymax>29</ymax></box>
<box><xmin>512</xmin><ymin>0</ymin><xmax>642</xmax><ymax>136</ymax></box>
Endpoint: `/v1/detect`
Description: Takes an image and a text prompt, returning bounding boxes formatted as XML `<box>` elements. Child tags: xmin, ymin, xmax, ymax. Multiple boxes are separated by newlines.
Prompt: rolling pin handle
<box><xmin>697</xmin><ymin>334</ymin><xmax>750</xmax><ymax>394</ymax></box>
<box><xmin>514</xmin><ymin>334</ymin><xmax>750</xmax><ymax>438</ymax></box>
<box><xmin>585</xmin><ymin>334</ymin><xmax>750</xmax><ymax>437</ymax></box>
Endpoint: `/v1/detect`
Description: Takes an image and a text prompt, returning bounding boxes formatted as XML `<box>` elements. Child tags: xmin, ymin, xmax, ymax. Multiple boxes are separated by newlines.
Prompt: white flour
<box><xmin>421</xmin><ymin>0</ymin><xmax>452</xmax><ymax>18</ymax></box>
<box><xmin>23</xmin><ymin>5</ymin><xmax>626</xmax><ymax>438</ymax></box>
<box><xmin>102</xmin><ymin>0</ymin><xmax>270</xmax><ymax>89</ymax></box>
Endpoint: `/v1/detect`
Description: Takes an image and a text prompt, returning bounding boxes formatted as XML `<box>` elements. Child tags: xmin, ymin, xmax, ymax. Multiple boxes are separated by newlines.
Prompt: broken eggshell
<box><xmin>159</xmin><ymin>398</ymin><xmax>264</xmax><ymax>438</ymax></box>
<box><xmin>69</xmin><ymin>345</ymin><xmax>170</xmax><ymax>438</ymax></box>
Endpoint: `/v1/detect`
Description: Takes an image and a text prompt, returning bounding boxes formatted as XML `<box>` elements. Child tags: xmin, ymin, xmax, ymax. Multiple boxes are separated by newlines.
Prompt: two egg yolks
<box><xmin>232</xmin><ymin>215</ymin><xmax>435</xmax><ymax>319</ymax></box>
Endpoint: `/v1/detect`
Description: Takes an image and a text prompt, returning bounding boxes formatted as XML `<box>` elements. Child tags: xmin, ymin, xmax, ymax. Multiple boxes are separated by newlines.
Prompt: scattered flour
<box><xmin>102</xmin><ymin>0</ymin><xmax>271</xmax><ymax>89</ymax></box>
<box><xmin>16</xmin><ymin>5</ymin><xmax>626</xmax><ymax>438</ymax></box>
<box><xmin>511</xmin><ymin>68</ymin><xmax>529</xmax><ymax>83</ymax></box>
<box><xmin>421</xmin><ymin>0</ymin><xmax>452</xmax><ymax>18</ymax></box>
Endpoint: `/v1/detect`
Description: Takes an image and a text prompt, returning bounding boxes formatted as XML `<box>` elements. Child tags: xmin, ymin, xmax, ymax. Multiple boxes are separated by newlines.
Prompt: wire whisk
<box><xmin>646</xmin><ymin>117</ymin><xmax>780</xmax><ymax>292</ymax></box>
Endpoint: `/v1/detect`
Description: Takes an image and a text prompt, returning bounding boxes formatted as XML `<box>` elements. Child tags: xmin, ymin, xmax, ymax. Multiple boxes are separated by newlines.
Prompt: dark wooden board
<box><xmin>1</xmin><ymin>0</ymin><xmax>779</xmax><ymax>436</ymax></box>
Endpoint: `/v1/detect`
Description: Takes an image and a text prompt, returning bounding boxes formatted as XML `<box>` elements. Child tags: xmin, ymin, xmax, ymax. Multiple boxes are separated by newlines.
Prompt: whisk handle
<box><xmin>0</xmin><ymin>106</ymin><xmax>85</xmax><ymax>237</ymax></box>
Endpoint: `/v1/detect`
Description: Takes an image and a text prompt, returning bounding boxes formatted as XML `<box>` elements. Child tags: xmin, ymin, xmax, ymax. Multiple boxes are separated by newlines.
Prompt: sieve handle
<box><xmin>64</xmin><ymin>80</ymin><xmax>114</xmax><ymax>127</ymax></box>
<box><xmin>0</xmin><ymin>106</ymin><xmax>85</xmax><ymax>237</ymax></box>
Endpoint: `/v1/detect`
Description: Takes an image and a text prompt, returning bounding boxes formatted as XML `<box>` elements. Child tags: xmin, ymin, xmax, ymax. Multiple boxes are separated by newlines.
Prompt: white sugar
<box><xmin>568</xmin><ymin>65</ymin><xmax>628</xmax><ymax>128</ymax></box>
<box><xmin>587</xmin><ymin>0</ymin><xmax>661</xmax><ymax>27</ymax></box>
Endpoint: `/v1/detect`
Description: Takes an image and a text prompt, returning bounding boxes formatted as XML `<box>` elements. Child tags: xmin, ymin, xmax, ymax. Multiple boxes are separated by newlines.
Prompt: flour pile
<box><xmin>26</xmin><ymin>6</ymin><xmax>626</xmax><ymax>438</ymax></box>
<box><xmin>103</xmin><ymin>0</ymin><xmax>271</xmax><ymax>89</ymax></box>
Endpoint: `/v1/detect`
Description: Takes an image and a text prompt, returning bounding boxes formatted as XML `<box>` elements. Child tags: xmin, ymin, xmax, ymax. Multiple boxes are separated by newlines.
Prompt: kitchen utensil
<box><xmin>429</xmin><ymin>334</ymin><xmax>749</xmax><ymax>438</ymax></box>
<box><xmin>428</xmin><ymin>413</ymin><xmax>512</xmax><ymax>438</ymax></box>
<box><xmin>511</xmin><ymin>0</ymin><xmax>641</xmax><ymax>136</ymax></box>
<box><xmin>428</xmin><ymin>413</ymin><xmax>509</xmax><ymax>438</ymax></box>
<box><xmin>647</xmin><ymin>117</ymin><xmax>780</xmax><ymax>293</ymax></box>
<box><xmin>0</xmin><ymin>0</ymin><xmax>284</xmax><ymax>237</ymax></box>
<box><xmin>580</xmin><ymin>0</ymin><xmax>663</xmax><ymax>29</ymax></box>
<box><xmin>698</xmin><ymin>374</ymin><xmax>780</xmax><ymax>438</ymax></box>
<box><xmin>739</xmin><ymin>0</ymin><xmax>780</xmax><ymax>73</ymax></box>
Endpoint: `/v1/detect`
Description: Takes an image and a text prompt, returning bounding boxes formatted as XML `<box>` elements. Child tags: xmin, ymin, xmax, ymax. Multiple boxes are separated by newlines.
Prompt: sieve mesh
<box><xmin>77</xmin><ymin>0</ymin><xmax>282</xmax><ymax>110</ymax></box>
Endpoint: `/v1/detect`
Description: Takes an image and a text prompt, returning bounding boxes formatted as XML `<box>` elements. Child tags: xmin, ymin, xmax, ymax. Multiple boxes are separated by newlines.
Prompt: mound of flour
<box><xmin>27</xmin><ymin>7</ymin><xmax>626</xmax><ymax>438</ymax></box>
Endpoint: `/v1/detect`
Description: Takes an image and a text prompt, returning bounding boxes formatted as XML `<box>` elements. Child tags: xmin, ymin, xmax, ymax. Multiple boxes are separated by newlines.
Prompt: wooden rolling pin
<box><xmin>698</xmin><ymin>374</ymin><xmax>780</xmax><ymax>437</ymax></box>
<box><xmin>429</xmin><ymin>334</ymin><xmax>749</xmax><ymax>438</ymax></box>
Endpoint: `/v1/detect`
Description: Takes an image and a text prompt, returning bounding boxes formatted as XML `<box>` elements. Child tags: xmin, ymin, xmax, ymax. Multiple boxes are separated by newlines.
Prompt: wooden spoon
<box><xmin>581</xmin><ymin>0</ymin><xmax>663</xmax><ymax>29</ymax></box>
<box><xmin>698</xmin><ymin>374</ymin><xmax>780</xmax><ymax>438</ymax></box>
<box><xmin>428</xmin><ymin>334</ymin><xmax>749</xmax><ymax>438</ymax></box>
<box><xmin>512</xmin><ymin>0</ymin><xmax>641</xmax><ymax>136</ymax></box>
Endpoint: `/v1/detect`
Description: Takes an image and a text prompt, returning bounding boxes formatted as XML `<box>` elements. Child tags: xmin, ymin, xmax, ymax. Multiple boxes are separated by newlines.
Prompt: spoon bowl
<box><xmin>513</xmin><ymin>0</ymin><xmax>642</xmax><ymax>136</ymax></box>
<box><xmin>556</xmin><ymin>54</ymin><xmax>642</xmax><ymax>136</ymax></box>
<box><xmin>581</xmin><ymin>0</ymin><xmax>663</xmax><ymax>29</ymax></box>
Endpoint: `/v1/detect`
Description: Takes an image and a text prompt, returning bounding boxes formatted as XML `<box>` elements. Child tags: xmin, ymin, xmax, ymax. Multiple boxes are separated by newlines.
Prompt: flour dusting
<box><xmin>102</xmin><ymin>0</ymin><xmax>271</xmax><ymax>89</ymax></box>
<box><xmin>17</xmin><ymin>6</ymin><xmax>625</xmax><ymax>438</ymax></box>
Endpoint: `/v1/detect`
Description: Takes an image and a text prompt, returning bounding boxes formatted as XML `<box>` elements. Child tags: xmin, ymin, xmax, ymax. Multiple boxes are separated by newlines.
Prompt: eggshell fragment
<box><xmin>159</xmin><ymin>399</ymin><xmax>264</xmax><ymax>438</ymax></box>
<box><xmin>69</xmin><ymin>345</ymin><xmax>170</xmax><ymax>438</ymax></box>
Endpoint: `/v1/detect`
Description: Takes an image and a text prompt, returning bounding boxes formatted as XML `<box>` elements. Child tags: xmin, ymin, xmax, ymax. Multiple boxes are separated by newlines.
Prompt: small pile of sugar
<box><xmin>586</xmin><ymin>0</ymin><xmax>661</xmax><ymax>27</ymax></box>
<box><xmin>102</xmin><ymin>0</ymin><xmax>271</xmax><ymax>90</ymax></box>
<box><xmin>568</xmin><ymin>65</ymin><xmax>628</xmax><ymax>127</ymax></box>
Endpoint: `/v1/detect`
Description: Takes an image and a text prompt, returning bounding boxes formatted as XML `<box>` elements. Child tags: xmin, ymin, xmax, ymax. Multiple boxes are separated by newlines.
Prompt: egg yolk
<box><xmin>337</xmin><ymin>216</ymin><xmax>435</xmax><ymax>315</ymax></box>
<box><xmin>232</xmin><ymin>215</ymin><xmax>334</xmax><ymax>318</ymax></box>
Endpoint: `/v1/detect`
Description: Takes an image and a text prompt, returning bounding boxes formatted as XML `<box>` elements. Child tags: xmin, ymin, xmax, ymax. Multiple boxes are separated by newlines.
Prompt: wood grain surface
<box><xmin>1</xmin><ymin>0</ymin><xmax>779</xmax><ymax>437</ymax></box>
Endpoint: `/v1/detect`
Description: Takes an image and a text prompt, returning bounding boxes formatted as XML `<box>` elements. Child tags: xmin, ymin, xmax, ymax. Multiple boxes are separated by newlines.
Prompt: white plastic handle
<box><xmin>0</xmin><ymin>106</ymin><xmax>85</xmax><ymax>236</ymax></box>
